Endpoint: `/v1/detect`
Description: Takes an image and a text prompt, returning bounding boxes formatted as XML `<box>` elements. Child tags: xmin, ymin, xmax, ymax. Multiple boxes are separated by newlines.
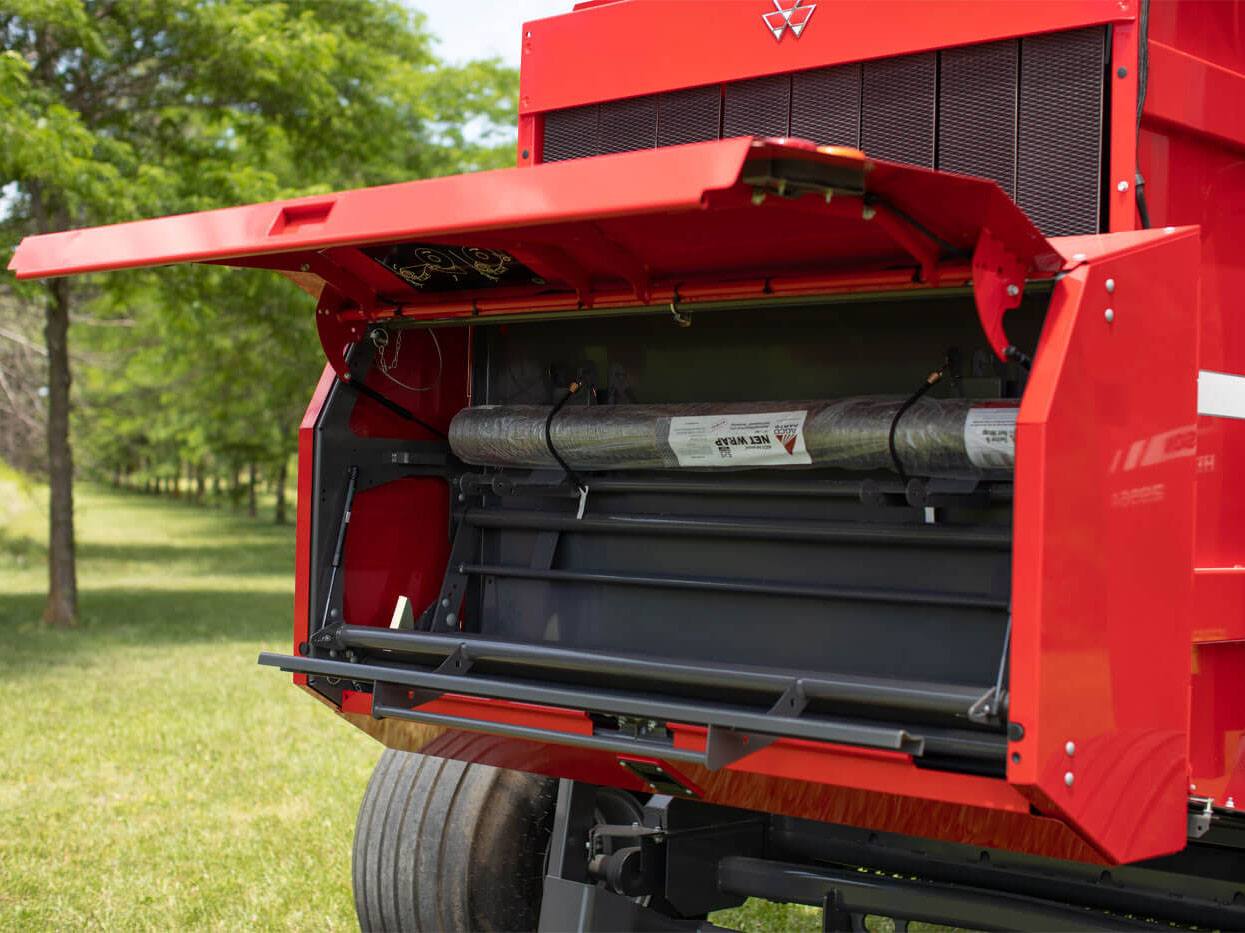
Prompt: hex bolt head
<box><xmin>1006</xmin><ymin>284</ymin><xmax>1020</xmax><ymax>297</ymax></box>
<box><xmin>1065</xmin><ymin>771</ymin><xmax>1075</xmax><ymax>787</ymax></box>
<box><xmin>1117</xmin><ymin>179</ymin><xmax>1130</xmax><ymax>193</ymax></box>
<box><xmin>1065</xmin><ymin>741</ymin><xmax>1076</xmax><ymax>756</ymax></box>
<box><xmin>1105</xmin><ymin>278</ymin><xmax>1115</xmax><ymax>293</ymax></box>
<box><xmin>1104</xmin><ymin>308</ymin><xmax>1115</xmax><ymax>323</ymax></box>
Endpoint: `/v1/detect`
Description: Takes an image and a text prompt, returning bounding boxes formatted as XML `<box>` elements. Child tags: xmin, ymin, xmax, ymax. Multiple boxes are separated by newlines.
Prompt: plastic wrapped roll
<box><xmin>449</xmin><ymin>397</ymin><xmax>1017</xmax><ymax>477</ymax></box>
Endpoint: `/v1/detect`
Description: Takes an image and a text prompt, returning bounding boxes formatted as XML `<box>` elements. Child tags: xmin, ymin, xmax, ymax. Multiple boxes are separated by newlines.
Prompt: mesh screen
<box><xmin>938</xmin><ymin>40</ymin><xmax>1018</xmax><ymax>197</ymax></box>
<box><xmin>861</xmin><ymin>52</ymin><xmax>936</xmax><ymax>167</ymax></box>
<box><xmin>1017</xmin><ymin>28</ymin><xmax>1105</xmax><ymax>236</ymax></box>
<box><xmin>657</xmin><ymin>85</ymin><xmax>722</xmax><ymax>147</ymax></box>
<box><xmin>542</xmin><ymin>105</ymin><xmax>600</xmax><ymax>162</ymax></box>
<box><xmin>790</xmin><ymin>65</ymin><xmax>862</xmax><ymax>147</ymax></box>
<box><xmin>599</xmin><ymin>95</ymin><xmax>659</xmax><ymax>154</ymax></box>
<box><xmin>722</xmin><ymin>74</ymin><xmax>792</xmax><ymax>139</ymax></box>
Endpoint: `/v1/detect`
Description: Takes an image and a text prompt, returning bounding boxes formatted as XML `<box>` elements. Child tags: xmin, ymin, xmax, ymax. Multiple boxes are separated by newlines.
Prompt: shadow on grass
<box><xmin>73</xmin><ymin>540</ymin><xmax>294</xmax><ymax>576</ymax></box>
<box><xmin>0</xmin><ymin>588</ymin><xmax>295</xmax><ymax>673</ymax></box>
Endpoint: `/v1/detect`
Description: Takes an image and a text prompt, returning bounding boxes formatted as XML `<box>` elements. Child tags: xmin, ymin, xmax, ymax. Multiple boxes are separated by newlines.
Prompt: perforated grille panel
<box><xmin>861</xmin><ymin>52</ymin><xmax>936</xmax><ymax>167</ymax></box>
<box><xmin>723</xmin><ymin>74</ymin><xmax>791</xmax><ymax>139</ymax></box>
<box><xmin>542</xmin><ymin>105</ymin><xmax>599</xmax><ymax>162</ymax></box>
<box><xmin>790</xmin><ymin>65</ymin><xmax>862</xmax><ymax>148</ymax></box>
<box><xmin>599</xmin><ymin>95</ymin><xmax>658</xmax><ymax>154</ymax></box>
<box><xmin>539</xmin><ymin>28</ymin><xmax>1106</xmax><ymax>235</ymax></box>
<box><xmin>657</xmin><ymin>86</ymin><xmax>721</xmax><ymax>147</ymax></box>
<box><xmin>1017</xmin><ymin>28</ymin><xmax>1105</xmax><ymax>236</ymax></box>
<box><xmin>938</xmin><ymin>40</ymin><xmax>1018</xmax><ymax>197</ymax></box>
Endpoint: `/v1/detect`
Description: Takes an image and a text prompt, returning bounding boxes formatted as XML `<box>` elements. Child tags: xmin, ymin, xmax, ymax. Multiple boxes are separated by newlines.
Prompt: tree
<box><xmin>1</xmin><ymin>1</ymin><xmax>517</xmax><ymax>625</ymax></box>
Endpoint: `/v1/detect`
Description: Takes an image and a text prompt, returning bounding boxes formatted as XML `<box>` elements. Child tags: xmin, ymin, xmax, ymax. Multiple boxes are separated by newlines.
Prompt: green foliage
<box><xmin>1</xmin><ymin>0</ymin><xmax>518</xmax><ymax>501</ymax></box>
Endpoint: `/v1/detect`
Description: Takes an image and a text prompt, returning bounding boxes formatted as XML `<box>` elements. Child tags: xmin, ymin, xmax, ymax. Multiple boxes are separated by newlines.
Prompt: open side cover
<box><xmin>10</xmin><ymin>137</ymin><xmax>1060</xmax><ymax>366</ymax></box>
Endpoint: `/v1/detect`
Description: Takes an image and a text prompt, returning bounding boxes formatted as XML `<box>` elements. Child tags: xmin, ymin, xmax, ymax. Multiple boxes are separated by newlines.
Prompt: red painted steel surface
<box><xmin>7</xmin><ymin>141</ymin><xmax>1058</xmax><ymax>329</ymax></box>
<box><xmin>1010</xmin><ymin>228</ymin><xmax>1201</xmax><ymax>861</ymax></box>
<box><xmin>518</xmin><ymin>0</ymin><xmax>1135</xmax><ymax>114</ymax></box>
<box><xmin>1140</xmin><ymin>1</ymin><xmax>1245</xmax><ymax>812</ymax></box>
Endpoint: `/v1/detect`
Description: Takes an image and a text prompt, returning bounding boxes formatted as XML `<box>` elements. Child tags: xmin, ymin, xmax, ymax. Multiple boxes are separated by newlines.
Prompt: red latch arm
<box><xmin>971</xmin><ymin>227</ymin><xmax>1028</xmax><ymax>362</ymax></box>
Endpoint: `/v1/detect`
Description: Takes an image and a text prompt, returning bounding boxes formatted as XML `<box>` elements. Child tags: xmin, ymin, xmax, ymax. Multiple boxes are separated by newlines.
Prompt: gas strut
<box><xmin>318</xmin><ymin>466</ymin><xmax>359</xmax><ymax>633</ymax></box>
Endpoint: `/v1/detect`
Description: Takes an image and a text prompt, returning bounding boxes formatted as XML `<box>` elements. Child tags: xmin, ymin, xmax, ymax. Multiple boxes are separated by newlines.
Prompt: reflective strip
<box><xmin>1198</xmin><ymin>370</ymin><xmax>1245</xmax><ymax>420</ymax></box>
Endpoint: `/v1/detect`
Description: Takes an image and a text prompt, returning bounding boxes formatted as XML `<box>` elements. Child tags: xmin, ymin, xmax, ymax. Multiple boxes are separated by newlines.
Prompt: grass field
<box><xmin>0</xmin><ymin>476</ymin><xmax>823</xmax><ymax>931</ymax></box>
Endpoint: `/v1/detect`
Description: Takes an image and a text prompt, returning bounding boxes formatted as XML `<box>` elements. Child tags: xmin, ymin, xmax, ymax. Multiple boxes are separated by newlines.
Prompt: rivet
<box><xmin>457</xmin><ymin>493</ymin><xmax>466</xmax><ymax>503</ymax></box>
<box><xmin>299</xmin><ymin>263</ymin><xmax>310</xmax><ymax>272</ymax></box>
<box><xmin>1105</xmin><ymin>278</ymin><xmax>1115</xmax><ymax>293</ymax></box>
<box><xmin>1117</xmin><ymin>66</ymin><xmax>1128</xmax><ymax>78</ymax></box>
<box><xmin>1065</xmin><ymin>741</ymin><xmax>1076</xmax><ymax>756</ymax></box>
<box><xmin>1228</xmin><ymin>797</ymin><xmax>1237</xmax><ymax>809</ymax></box>
<box><xmin>1065</xmin><ymin>771</ymin><xmax>1075</xmax><ymax>787</ymax></box>
<box><xmin>1117</xmin><ymin>180</ymin><xmax>1130</xmax><ymax>193</ymax></box>
<box><xmin>445</xmin><ymin>612</ymin><xmax>457</xmax><ymax>625</ymax></box>
<box><xmin>861</xmin><ymin>206</ymin><xmax>877</xmax><ymax>221</ymax></box>
<box><xmin>1072</xmin><ymin>252</ymin><xmax>1086</xmax><ymax>262</ymax></box>
<box><xmin>1104</xmin><ymin>308</ymin><xmax>1115</xmax><ymax>323</ymax></box>
<box><xmin>440</xmin><ymin>598</ymin><xmax>450</xmax><ymax>608</ymax></box>
<box><xmin>1006</xmin><ymin>284</ymin><xmax>1020</xmax><ymax>297</ymax></box>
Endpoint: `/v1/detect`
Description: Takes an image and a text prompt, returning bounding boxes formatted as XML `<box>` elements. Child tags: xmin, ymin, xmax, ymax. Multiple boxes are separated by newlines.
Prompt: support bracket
<box><xmin>971</xmin><ymin>227</ymin><xmax>1028</xmax><ymax>362</ymax></box>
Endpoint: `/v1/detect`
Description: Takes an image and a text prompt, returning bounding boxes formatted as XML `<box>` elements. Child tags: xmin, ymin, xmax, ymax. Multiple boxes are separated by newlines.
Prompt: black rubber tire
<box><xmin>353</xmin><ymin>750</ymin><xmax>558</xmax><ymax>932</ymax></box>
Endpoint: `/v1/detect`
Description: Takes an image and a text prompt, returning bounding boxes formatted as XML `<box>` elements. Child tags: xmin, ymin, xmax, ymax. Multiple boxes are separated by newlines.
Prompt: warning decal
<box><xmin>668</xmin><ymin>410</ymin><xmax>812</xmax><ymax>467</ymax></box>
<box><xmin>964</xmin><ymin>406</ymin><xmax>1018</xmax><ymax>469</ymax></box>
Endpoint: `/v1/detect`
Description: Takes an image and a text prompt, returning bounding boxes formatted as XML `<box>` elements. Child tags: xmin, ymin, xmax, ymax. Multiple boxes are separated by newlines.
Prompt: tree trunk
<box><xmin>274</xmin><ymin>460</ymin><xmax>288</xmax><ymax>525</ymax></box>
<box><xmin>42</xmin><ymin>278</ymin><xmax>77</xmax><ymax>628</ymax></box>
<box><xmin>247</xmin><ymin>461</ymin><xmax>258</xmax><ymax>518</ymax></box>
<box><xmin>196</xmin><ymin>463</ymin><xmax>206</xmax><ymax>502</ymax></box>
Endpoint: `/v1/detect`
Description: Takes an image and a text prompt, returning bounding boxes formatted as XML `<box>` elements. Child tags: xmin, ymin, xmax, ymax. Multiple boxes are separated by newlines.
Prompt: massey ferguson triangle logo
<box><xmin>763</xmin><ymin>0</ymin><xmax>815</xmax><ymax>42</ymax></box>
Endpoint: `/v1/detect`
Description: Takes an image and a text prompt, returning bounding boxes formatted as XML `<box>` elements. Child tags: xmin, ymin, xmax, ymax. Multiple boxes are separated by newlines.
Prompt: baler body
<box><xmin>11</xmin><ymin>0</ymin><xmax>1245</xmax><ymax>924</ymax></box>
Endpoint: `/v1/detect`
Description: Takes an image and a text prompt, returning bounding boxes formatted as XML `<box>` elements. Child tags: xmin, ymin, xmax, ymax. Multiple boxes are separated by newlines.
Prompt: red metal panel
<box><xmin>1107</xmin><ymin>21</ymin><xmax>1139</xmax><ymax>232</ymax></box>
<box><xmin>519</xmin><ymin>0</ymin><xmax>1135</xmax><ymax>114</ymax></box>
<box><xmin>292</xmin><ymin>365</ymin><xmax>338</xmax><ymax>682</ymax></box>
<box><xmin>1010</xmin><ymin>227</ymin><xmax>1200</xmax><ymax>862</ymax></box>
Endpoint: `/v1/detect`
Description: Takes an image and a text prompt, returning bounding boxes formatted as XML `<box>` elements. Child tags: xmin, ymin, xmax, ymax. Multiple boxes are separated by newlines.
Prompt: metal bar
<box><xmin>464</xmin><ymin>508</ymin><xmax>1011</xmax><ymax>550</ymax></box>
<box><xmin>466</xmin><ymin>472</ymin><xmax>1015</xmax><ymax>503</ymax></box>
<box><xmin>371</xmin><ymin>700</ymin><xmax>707</xmax><ymax>764</ymax></box>
<box><xmin>716</xmin><ymin>857</ymin><xmax>1158</xmax><ymax>931</ymax></box>
<box><xmin>459</xmin><ymin>562</ymin><xmax>1010</xmax><ymax>611</ymax></box>
<box><xmin>332</xmin><ymin>626</ymin><xmax>999</xmax><ymax>721</ymax></box>
<box><xmin>258</xmin><ymin>652</ymin><xmax>958</xmax><ymax>758</ymax></box>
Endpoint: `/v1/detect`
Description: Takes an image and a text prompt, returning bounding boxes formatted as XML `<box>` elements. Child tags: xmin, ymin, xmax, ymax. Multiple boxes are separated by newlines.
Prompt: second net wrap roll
<box><xmin>449</xmin><ymin>397</ymin><xmax>1017</xmax><ymax>476</ymax></box>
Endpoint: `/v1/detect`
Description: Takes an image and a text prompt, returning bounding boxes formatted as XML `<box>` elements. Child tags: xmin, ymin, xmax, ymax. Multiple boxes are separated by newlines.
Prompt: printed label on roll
<box><xmin>668</xmin><ymin>410</ymin><xmax>812</xmax><ymax>467</ymax></box>
<box><xmin>964</xmin><ymin>406</ymin><xmax>1018</xmax><ymax>468</ymax></box>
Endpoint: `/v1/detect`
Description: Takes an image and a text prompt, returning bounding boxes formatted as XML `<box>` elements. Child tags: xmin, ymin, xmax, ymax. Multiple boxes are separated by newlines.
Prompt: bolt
<box><xmin>861</xmin><ymin>206</ymin><xmax>877</xmax><ymax>221</ymax></box>
<box><xmin>1065</xmin><ymin>771</ymin><xmax>1075</xmax><ymax>787</ymax></box>
<box><xmin>1006</xmin><ymin>284</ymin><xmax>1020</xmax><ymax>297</ymax></box>
<box><xmin>445</xmin><ymin>612</ymin><xmax>457</xmax><ymax>625</ymax></box>
<box><xmin>521</xmin><ymin>149</ymin><xmax>530</xmax><ymax>159</ymax></box>
<box><xmin>299</xmin><ymin>263</ymin><xmax>310</xmax><ymax>272</ymax></box>
<box><xmin>1105</xmin><ymin>278</ymin><xmax>1115</xmax><ymax>293</ymax></box>
<box><xmin>1072</xmin><ymin>252</ymin><xmax>1086</xmax><ymax>262</ymax></box>
<box><xmin>1117</xmin><ymin>180</ymin><xmax>1130</xmax><ymax>193</ymax></box>
<box><xmin>1117</xmin><ymin>66</ymin><xmax>1128</xmax><ymax>78</ymax></box>
<box><xmin>1191</xmin><ymin>783</ymin><xmax>1198</xmax><ymax>792</ymax></box>
<box><xmin>1228</xmin><ymin>797</ymin><xmax>1237</xmax><ymax>809</ymax></box>
<box><xmin>1065</xmin><ymin>741</ymin><xmax>1076</xmax><ymax>756</ymax></box>
<box><xmin>1105</xmin><ymin>308</ymin><xmax>1115</xmax><ymax>323</ymax></box>
<box><xmin>1165</xmin><ymin>226</ymin><xmax>1176</xmax><ymax>234</ymax></box>
<box><xmin>441</xmin><ymin>598</ymin><xmax>450</xmax><ymax>608</ymax></box>
<box><xmin>457</xmin><ymin>493</ymin><xmax>466</xmax><ymax>503</ymax></box>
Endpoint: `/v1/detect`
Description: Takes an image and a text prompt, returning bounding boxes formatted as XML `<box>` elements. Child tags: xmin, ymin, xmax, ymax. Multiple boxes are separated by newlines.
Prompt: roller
<box><xmin>449</xmin><ymin>397</ymin><xmax>1018</xmax><ymax>477</ymax></box>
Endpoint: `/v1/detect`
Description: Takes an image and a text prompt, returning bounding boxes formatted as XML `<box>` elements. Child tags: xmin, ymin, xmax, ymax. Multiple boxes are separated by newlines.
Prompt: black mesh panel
<box><xmin>599</xmin><ymin>95</ymin><xmax>658</xmax><ymax>154</ymax></box>
<box><xmin>723</xmin><ymin>74</ymin><xmax>792</xmax><ymax>139</ymax></box>
<box><xmin>938</xmin><ymin>40</ymin><xmax>1018</xmax><ymax>197</ymax></box>
<box><xmin>861</xmin><ymin>52</ymin><xmax>936</xmax><ymax>166</ymax></box>
<box><xmin>1017</xmin><ymin>27</ymin><xmax>1106</xmax><ymax>236</ymax></box>
<box><xmin>790</xmin><ymin>64</ymin><xmax>861</xmax><ymax>147</ymax></box>
<box><xmin>542</xmin><ymin>105</ymin><xmax>599</xmax><ymax>163</ymax></box>
<box><xmin>657</xmin><ymin>86</ymin><xmax>722</xmax><ymax>148</ymax></box>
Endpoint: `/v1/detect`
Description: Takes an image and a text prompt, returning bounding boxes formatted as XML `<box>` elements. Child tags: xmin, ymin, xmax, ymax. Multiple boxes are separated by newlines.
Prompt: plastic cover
<box><xmin>449</xmin><ymin>397</ymin><xmax>1017</xmax><ymax>477</ymax></box>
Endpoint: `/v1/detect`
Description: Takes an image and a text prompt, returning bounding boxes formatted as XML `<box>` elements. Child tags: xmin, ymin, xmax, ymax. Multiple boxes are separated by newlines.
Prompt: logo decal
<box><xmin>763</xmin><ymin>0</ymin><xmax>815</xmax><ymax>42</ymax></box>
<box><xmin>774</xmin><ymin>421</ymin><xmax>801</xmax><ymax>455</ymax></box>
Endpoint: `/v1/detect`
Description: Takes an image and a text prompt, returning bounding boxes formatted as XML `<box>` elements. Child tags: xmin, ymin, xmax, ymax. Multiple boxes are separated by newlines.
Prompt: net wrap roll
<box><xmin>449</xmin><ymin>397</ymin><xmax>1017</xmax><ymax>477</ymax></box>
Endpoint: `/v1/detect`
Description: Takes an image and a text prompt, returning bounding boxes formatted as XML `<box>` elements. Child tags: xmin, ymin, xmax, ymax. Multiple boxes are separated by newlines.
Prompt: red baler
<box><xmin>12</xmin><ymin>1</ymin><xmax>1245</xmax><ymax>928</ymax></box>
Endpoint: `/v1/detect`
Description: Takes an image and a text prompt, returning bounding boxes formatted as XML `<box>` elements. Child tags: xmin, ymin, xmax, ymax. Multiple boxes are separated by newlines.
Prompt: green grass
<box><xmin>0</xmin><ymin>475</ymin><xmax>825</xmax><ymax>931</ymax></box>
